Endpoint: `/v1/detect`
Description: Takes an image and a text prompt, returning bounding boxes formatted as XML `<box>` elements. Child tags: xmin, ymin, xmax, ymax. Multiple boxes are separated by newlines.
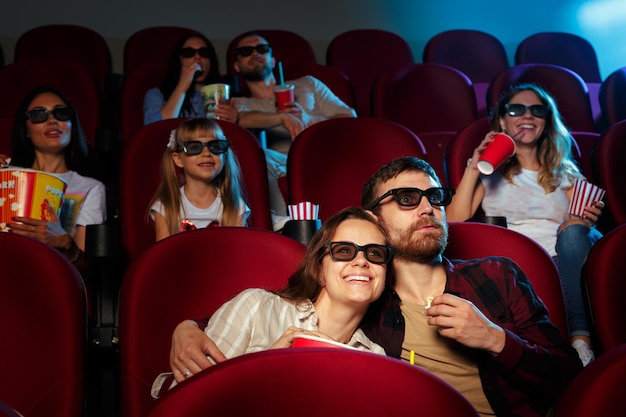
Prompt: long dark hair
<box><xmin>11</xmin><ymin>85</ymin><xmax>90</xmax><ymax>175</ymax></box>
<box><xmin>161</xmin><ymin>33</ymin><xmax>222</xmax><ymax>117</ymax></box>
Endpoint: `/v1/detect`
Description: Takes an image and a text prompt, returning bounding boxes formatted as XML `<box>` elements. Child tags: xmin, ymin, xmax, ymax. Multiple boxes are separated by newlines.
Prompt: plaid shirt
<box><xmin>361</xmin><ymin>256</ymin><xmax>582</xmax><ymax>417</ymax></box>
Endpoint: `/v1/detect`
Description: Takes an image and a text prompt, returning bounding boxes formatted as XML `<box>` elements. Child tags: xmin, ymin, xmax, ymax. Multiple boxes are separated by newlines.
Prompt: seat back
<box><xmin>326</xmin><ymin>29</ymin><xmax>413</xmax><ymax>116</ymax></box>
<box><xmin>582</xmin><ymin>223</ymin><xmax>626</xmax><ymax>354</ymax></box>
<box><xmin>515</xmin><ymin>32</ymin><xmax>602</xmax><ymax>83</ymax></box>
<box><xmin>445</xmin><ymin>222</ymin><xmax>569</xmax><ymax>340</ymax></box>
<box><xmin>445</xmin><ymin>117</ymin><xmax>491</xmax><ymax>188</ymax></box>
<box><xmin>423</xmin><ymin>30</ymin><xmax>509</xmax><ymax>83</ymax></box>
<box><xmin>592</xmin><ymin>119</ymin><xmax>626</xmax><ymax>226</ymax></box>
<box><xmin>553</xmin><ymin>343</ymin><xmax>626</xmax><ymax>417</ymax></box>
<box><xmin>0</xmin><ymin>233</ymin><xmax>86</xmax><ymax>417</ymax></box>
<box><xmin>0</xmin><ymin>116</ymin><xmax>13</xmax><ymax>156</ymax></box>
<box><xmin>147</xmin><ymin>349</ymin><xmax>479</xmax><ymax>417</ymax></box>
<box><xmin>119</xmin><ymin>63</ymin><xmax>168</xmax><ymax>142</ymax></box>
<box><xmin>118</xmin><ymin>227</ymin><xmax>306</xmax><ymax>417</ymax></box>
<box><xmin>123</xmin><ymin>26</ymin><xmax>202</xmax><ymax>79</ymax></box>
<box><xmin>0</xmin><ymin>59</ymin><xmax>101</xmax><ymax>147</ymax></box>
<box><xmin>119</xmin><ymin>118</ymin><xmax>272</xmax><ymax>261</ymax></box>
<box><xmin>599</xmin><ymin>66</ymin><xmax>626</xmax><ymax>129</ymax></box>
<box><xmin>225</xmin><ymin>29</ymin><xmax>316</xmax><ymax>96</ymax></box>
<box><xmin>487</xmin><ymin>63</ymin><xmax>596</xmax><ymax>132</ymax></box>
<box><xmin>14</xmin><ymin>24</ymin><xmax>112</xmax><ymax>96</ymax></box>
<box><xmin>286</xmin><ymin>117</ymin><xmax>427</xmax><ymax>221</ymax></box>
<box><xmin>372</xmin><ymin>63</ymin><xmax>478</xmax><ymax>185</ymax></box>
<box><xmin>290</xmin><ymin>63</ymin><xmax>356</xmax><ymax>109</ymax></box>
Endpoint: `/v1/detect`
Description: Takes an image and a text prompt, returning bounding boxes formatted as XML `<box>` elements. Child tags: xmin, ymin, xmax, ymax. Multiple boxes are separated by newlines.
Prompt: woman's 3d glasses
<box><xmin>504</xmin><ymin>103</ymin><xmax>549</xmax><ymax>119</ymax></box>
<box><xmin>322</xmin><ymin>241</ymin><xmax>395</xmax><ymax>265</ymax></box>
<box><xmin>180</xmin><ymin>47</ymin><xmax>212</xmax><ymax>58</ymax></box>
<box><xmin>25</xmin><ymin>107</ymin><xmax>74</xmax><ymax>124</ymax></box>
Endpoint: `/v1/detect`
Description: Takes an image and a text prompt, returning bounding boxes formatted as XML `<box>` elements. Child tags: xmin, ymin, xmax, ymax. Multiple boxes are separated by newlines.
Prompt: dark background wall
<box><xmin>1</xmin><ymin>0</ymin><xmax>625</xmax><ymax>77</ymax></box>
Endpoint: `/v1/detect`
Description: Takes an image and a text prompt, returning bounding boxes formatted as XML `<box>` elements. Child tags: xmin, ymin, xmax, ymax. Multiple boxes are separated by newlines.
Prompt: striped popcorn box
<box><xmin>288</xmin><ymin>201</ymin><xmax>319</xmax><ymax>220</ymax></box>
<box><xmin>568</xmin><ymin>179</ymin><xmax>605</xmax><ymax>218</ymax></box>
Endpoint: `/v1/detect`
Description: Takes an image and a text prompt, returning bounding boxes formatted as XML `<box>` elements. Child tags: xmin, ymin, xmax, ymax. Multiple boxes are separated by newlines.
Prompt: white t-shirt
<box><xmin>54</xmin><ymin>170</ymin><xmax>107</xmax><ymax>236</ymax></box>
<box><xmin>150</xmin><ymin>186</ymin><xmax>250</xmax><ymax>228</ymax></box>
<box><xmin>481</xmin><ymin>169</ymin><xmax>572</xmax><ymax>256</ymax></box>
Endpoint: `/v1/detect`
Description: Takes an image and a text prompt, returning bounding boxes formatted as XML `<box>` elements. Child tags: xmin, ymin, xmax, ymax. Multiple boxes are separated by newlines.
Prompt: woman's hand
<box><xmin>270</xmin><ymin>326</ymin><xmax>333</xmax><ymax>349</ymax></box>
<box><xmin>9</xmin><ymin>201</ymin><xmax>72</xmax><ymax>250</ymax></box>
<box><xmin>0</xmin><ymin>154</ymin><xmax>10</xmax><ymax>167</ymax></box>
<box><xmin>579</xmin><ymin>200</ymin><xmax>605</xmax><ymax>227</ymax></box>
<box><xmin>467</xmin><ymin>131</ymin><xmax>498</xmax><ymax>170</ymax></box>
<box><xmin>213</xmin><ymin>98</ymin><xmax>238</xmax><ymax>123</ymax></box>
<box><xmin>179</xmin><ymin>62</ymin><xmax>201</xmax><ymax>90</ymax></box>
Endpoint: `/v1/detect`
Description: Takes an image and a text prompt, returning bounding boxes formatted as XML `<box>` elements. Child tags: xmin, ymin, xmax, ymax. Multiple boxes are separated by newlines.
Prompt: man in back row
<box><xmin>169</xmin><ymin>157</ymin><xmax>581</xmax><ymax>417</ymax></box>
<box><xmin>222</xmin><ymin>32</ymin><xmax>355</xmax><ymax>222</ymax></box>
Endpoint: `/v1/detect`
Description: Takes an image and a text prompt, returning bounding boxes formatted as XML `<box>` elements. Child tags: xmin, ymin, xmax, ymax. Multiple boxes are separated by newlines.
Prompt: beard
<box><xmin>239</xmin><ymin>61</ymin><xmax>274</xmax><ymax>82</ymax></box>
<box><xmin>384</xmin><ymin>216</ymin><xmax>448</xmax><ymax>263</ymax></box>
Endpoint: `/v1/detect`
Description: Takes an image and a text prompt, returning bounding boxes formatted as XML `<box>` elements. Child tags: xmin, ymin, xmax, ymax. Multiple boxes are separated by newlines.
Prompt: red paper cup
<box><xmin>568</xmin><ymin>179</ymin><xmax>605</xmax><ymax>218</ymax></box>
<box><xmin>273</xmin><ymin>84</ymin><xmax>295</xmax><ymax>111</ymax></box>
<box><xmin>477</xmin><ymin>133</ymin><xmax>516</xmax><ymax>175</ymax></box>
<box><xmin>292</xmin><ymin>334</ymin><xmax>357</xmax><ymax>350</ymax></box>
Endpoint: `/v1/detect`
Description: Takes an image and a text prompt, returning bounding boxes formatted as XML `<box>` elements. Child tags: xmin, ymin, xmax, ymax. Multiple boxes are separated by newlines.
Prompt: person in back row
<box><xmin>168</xmin><ymin>157</ymin><xmax>581</xmax><ymax>417</ymax></box>
<box><xmin>446</xmin><ymin>83</ymin><xmax>604</xmax><ymax>366</ymax></box>
<box><xmin>229</xmin><ymin>32</ymin><xmax>356</xmax><ymax>221</ymax></box>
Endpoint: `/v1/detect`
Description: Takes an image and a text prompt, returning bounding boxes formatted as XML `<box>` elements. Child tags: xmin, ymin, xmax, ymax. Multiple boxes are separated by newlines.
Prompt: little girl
<box><xmin>149</xmin><ymin>118</ymin><xmax>250</xmax><ymax>241</ymax></box>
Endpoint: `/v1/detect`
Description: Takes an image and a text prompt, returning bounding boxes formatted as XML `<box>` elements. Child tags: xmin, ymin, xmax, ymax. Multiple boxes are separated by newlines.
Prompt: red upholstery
<box><xmin>225</xmin><ymin>29</ymin><xmax>316</xmax><ymax>96</ymax></box>
<box><xmin>14</xmin><ymin>24</ymin><xmax>112</xmax><ymax>96</ymax></box>
<box><xmin>445</xmin><ymin>117</ymin><xmax>491</xmax><ymax>188</ymax></box>
<box><xmin>0</xmin><ymin>116</ymin><xmax>13</xmax><ymax>156</ymax></box>
<box><xmin>290</xmin><ymin>63</ymin><xmax>356</xmax><ymax>109</ymax></box>
<box><xmin>326</xmin><ymin>29</ymin><xmax>413</xmax><ymax>116</ymax></box>
<box><xmin>0</xmin><ymin>233</ymin><xmax>86</xmax><ymax>417</ymax></box>
<box><xmin>119</xmin><ymin>63</ymin><xmax>168</xmax><ymax>142</ymax></box>
<box><xmin>599</xmin><ymin>66</ymin><xmax>626</xmax><ymax>128</ymax></box>
<box><xmin>123</xmin><ymin>26</ymin><xmax>202</xmax><ymax>79</ymax></box>
<box><xmin>445</xmin><ymin>222</ymin><xmax>569</xmax><ymax>340</ymax></box>
<box><xmin>592</xmin><ymin>119</ymin><xmax>626</xmax><ymax>226</ymax></box>
<box><xmin>445</xmin><ymin>119</ymin><xmax>590</xmax><ymax>188</ymax></box>
<box><xmin>372</xmin><ymin>63</ymin><xmax>478</xmax><ymax>186</ymax></box>
<box><xmin>553</xmin><ymin>343</ymin><xmax>626</xmax><ymax>417</ymax></box>
<box><xmin>286</xmin><ymin>117</ymin><xmax>427</xmax><ymax>221</ymax></box>
<box><xmin>423</xmin><ymin>30</ymin><xmax>509</xmax><ymax>118</ymax></box>
<box><xmin>119</xmin><ymin>118</ymin><xmax>273</xmax><ymax>261</ymax></box>
<box><xmin>118</xmin><ymin>227</ymin><xmax>306</xmax><ymax>417</ymax></box>
<box><xmin>487</xmin><ymin>63</ymin><xmax>596</xmax><ymax>132</ymax></box>
<box><xmin>147</xmin><ymin>349</ymin><xmax>479</xmax><ymax>417</ymax></box>
<box><xmin>0</xmin><ymin>400</ymin><xmax>22</xmax><ymax>417</ymax></box>
<box><xmin>514</xmin><ymin>32</ymin><xmax>602</xmax><ymax>83</ymax></box>
<box><xmin>582</xmin><ymin>223</ymin><xmax>626</xmax><ymax>354</ymax></box>
<box><xmin>0</xmin><ymin>60</ymin><xmax>101</xmax><ymax>147</ymax></box>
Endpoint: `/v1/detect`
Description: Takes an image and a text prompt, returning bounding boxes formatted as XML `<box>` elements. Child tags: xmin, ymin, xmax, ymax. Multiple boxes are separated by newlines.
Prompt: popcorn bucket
<box><xmin>0</xmin><ymin>169</ymin><xmax>67</xmax><ymax>230</ymax></box>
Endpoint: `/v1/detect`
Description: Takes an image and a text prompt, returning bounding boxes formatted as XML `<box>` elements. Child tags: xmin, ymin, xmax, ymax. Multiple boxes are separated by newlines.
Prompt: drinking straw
<box><xmin>410</xmin><ymin>350</ymin><xmax>415</xmax><ymax>365</ymax></box>
<box><xmin>278</xmin><ymin>61</ymin><xmax>285</xmax><ymax>86</ymax></box>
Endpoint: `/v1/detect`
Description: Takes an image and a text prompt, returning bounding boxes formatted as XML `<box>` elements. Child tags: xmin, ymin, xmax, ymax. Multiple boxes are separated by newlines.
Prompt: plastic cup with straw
<box><xmin>273</xmin><ymin>61</ymin><xmax>294</xmax><ymax>111</ymax></box>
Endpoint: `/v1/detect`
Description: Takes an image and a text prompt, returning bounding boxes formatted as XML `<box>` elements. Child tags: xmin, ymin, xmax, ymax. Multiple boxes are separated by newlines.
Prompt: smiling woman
<box><xmin>156</xmin><ymin>206</ymin><xmax>393</xmax><ymax>390</ymax></box>
<box><xmin>4</xmin><ymin>85</ymin><xmax>106</xmax><ymax>271</ymax></box>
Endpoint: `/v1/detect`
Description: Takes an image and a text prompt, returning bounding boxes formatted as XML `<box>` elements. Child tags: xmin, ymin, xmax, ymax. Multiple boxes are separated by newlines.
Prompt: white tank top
<box><xmin>481</xmin><ymin>169</ymin><xmax>571</xmax><ymax>256</ymax></box>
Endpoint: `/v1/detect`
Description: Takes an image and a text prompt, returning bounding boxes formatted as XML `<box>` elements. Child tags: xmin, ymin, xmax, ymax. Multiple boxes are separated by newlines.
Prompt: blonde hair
<box><xmin>148</xmin><ymin>118</ymin><xmax>248</xmax><ymax>235</ymax></box>
<box><xmin>491</xmin><ymin>83</ymin><xmax>581</xmax><ymax>192</ymax></box>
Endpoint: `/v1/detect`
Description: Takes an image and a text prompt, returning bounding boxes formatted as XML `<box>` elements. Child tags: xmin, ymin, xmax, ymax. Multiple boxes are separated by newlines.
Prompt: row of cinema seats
<box><xmin>2</xmin><ymin>219</ymin><xmax>626</xmax><ymax>417</ymax></box>
<box><xmin>3</xmin><ymin>25</ymin><xmax>626</xmax><ymax>134</ymax></box>
<box><xmin>2</xmin><ymin>26</ymin><xmax>625</xmax><ymax>182</ymax></box>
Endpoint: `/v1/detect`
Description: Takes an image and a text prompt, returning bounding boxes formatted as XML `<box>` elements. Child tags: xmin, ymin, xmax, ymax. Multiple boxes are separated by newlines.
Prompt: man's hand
<box><xmin>169</xmin><ymin>320</ymin><xmax>227</xmax><ymax>382</ymax></box>
<box><xmin>426</xmin><ymin>293</ymin><xmax>505</xmax><ymax>355</ymax></box>
<box><xmin>280</xmin><ymin>113</ymin><xmax>306</xmax><ymax>140</ymax></box>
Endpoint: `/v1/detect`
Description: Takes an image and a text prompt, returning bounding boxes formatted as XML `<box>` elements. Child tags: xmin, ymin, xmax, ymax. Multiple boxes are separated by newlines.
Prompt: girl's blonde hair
<box><xmin>491</xmin><ymin>83</ymin><xmax>581</xmax><ymax>192</ymax></box>
<box><xmin>148</xmin><ymin>118</ymin><xmax>248</xmax><ymax>235</ymax></box>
